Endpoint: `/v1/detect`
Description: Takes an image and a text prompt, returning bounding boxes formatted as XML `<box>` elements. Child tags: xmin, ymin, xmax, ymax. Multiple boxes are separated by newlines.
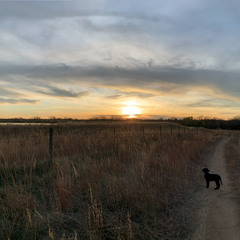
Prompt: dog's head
<box><xmin>202</xmin><ymin>168</ymin><xmax>210</xmax><ymax>173</ymax></box>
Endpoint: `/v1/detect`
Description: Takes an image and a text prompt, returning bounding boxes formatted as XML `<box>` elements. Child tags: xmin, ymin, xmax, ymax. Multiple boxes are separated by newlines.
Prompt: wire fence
<box><xmin>0</xmin><ymin>123</ymin><xmax>207</xmax><ymax>166</ymax></box>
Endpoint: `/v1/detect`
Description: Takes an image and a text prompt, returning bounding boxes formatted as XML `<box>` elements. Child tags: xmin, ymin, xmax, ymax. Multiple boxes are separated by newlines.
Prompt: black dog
<box><xmin>202</xmin><ymin>168</ymin><xmax>222</xmax><ymax>190</ymax></box>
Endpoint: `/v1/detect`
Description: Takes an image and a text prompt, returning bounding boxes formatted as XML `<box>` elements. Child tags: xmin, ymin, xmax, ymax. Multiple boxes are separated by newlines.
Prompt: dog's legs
<box><xmin>206</xmin><ymin>180</ymin><xmax>209</xmax><ymax>188</ymax></box>
<box><xmin>215</xmin><ymin>180</ymin><xmax>220</xmax><ymax>190</ymax></box>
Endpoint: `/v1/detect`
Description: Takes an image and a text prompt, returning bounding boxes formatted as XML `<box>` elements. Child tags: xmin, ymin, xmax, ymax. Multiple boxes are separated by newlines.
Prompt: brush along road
<box><xmin>192</xmin><ymin>137</ymin><xmax>240</xmax><ymax>240</ymax></box>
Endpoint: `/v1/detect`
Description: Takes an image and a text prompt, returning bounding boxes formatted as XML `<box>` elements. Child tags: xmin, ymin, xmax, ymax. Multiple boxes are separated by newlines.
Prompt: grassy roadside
<box><xmin>225</xmin><ymin>132</ymin><xmax>240</xmax><ymax>202</ymax></box>
<box><xmin>0</xmin><ymin>123</ymin><xmax>220</xmax><ymax>239</ymax></box>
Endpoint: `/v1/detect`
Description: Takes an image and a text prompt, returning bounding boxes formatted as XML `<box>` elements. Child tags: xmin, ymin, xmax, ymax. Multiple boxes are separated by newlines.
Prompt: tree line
<box><xmin>176</xmin><ymin>117</ymin><xmax>240</xmax><ymax>130</ymax></box>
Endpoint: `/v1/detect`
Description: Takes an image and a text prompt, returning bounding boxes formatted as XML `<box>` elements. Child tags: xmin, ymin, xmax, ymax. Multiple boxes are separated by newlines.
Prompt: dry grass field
<box><xmin>0</xmin><ymin>122</ymin><xmax>219</xmax><ymax>239</ymax></box>
<box><xmin>225</xmin><ymin>132</ymin><xmax>240</xmax><ymax>205</ymax></box>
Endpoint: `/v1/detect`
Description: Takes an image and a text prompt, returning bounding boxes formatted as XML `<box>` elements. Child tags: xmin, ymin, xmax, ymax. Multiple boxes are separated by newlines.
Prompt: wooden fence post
<box><xmin>49</xmin><ymin>127</ymin><xmax>53</xmax><ymax>163</ymax></box>
<box><xmin>114</xmin><ymin>127</ymin><xmax>116</xmax><ymax>150</ymax></box>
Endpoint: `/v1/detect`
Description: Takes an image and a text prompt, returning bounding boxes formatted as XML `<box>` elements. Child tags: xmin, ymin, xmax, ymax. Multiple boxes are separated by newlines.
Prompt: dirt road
<box><xmin>191</xmin><ymin>137</ymin><xmax>240</xmax><ymax>240</ymax></box>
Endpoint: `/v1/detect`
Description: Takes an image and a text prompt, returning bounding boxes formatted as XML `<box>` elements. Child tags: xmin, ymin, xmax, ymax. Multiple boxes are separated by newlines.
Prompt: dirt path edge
<box><xmin>190</xmin><ymin>136</ymin><xmax>240</xmax><ymax>240</ymax></box>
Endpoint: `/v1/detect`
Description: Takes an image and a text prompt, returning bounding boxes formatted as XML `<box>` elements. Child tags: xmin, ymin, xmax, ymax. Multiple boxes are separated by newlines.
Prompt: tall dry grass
<box><xmin>0</xmin><ymin>122</ymin><xmax>218</xmax><ymax>239</ymax></box>
<box><xmin>225</xmin><ymin>132</ymin><xmax>240</xmax><ymax>199</ymax></box>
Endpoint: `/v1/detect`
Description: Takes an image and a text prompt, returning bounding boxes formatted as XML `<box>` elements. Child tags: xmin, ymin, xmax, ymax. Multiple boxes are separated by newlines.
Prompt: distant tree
<box><xmin>49</xmin><ymin>116</ymin><xmax>57</xmax><ymax>120</ymax></box>
<box><xmin>232</xmin><ymin>116</ymin><xmax>240</xmax><ymax>120</ymax></box>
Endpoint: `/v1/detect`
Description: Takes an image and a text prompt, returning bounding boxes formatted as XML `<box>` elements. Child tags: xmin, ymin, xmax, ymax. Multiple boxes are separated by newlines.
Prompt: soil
<box><xmin>191</xmin><ymin>137</ymin><xmax>240</xmax><ymax>240</ymax></box>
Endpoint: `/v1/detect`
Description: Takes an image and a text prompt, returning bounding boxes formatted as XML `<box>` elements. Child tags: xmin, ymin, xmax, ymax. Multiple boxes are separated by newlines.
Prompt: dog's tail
<box><xmin>220</xmin><ymin>177</ymin><xmax>223</xmax><ymax>185</ymax></box>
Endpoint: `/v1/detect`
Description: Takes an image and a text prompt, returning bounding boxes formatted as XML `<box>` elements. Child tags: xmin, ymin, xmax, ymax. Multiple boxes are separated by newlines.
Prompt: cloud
<box><xmin>1</xmin><ymin>1</ymin><xmax>240</xmax><ymax>70</ymax></box>
<box><xmin>0</xmin><ymin>98</ymin><xmax>39</xmax><ymax>105</ymax></box>
<box><xmin>105</xmin><ymin>90</ymin><xmax>156</xmax><ymax>99</ymax></box>
<box><xmin>36</xmin><ymin>85</ymin><xmax>89</xmax><ymax>98</ymax></box>
<box><xmin>0</xmin><ymin>87</ymin><xmax>22</xmax><ymax>97</ymax></box>
<box><xmin>1</xmin><ymin>64</ymin><xmax>239</xmax><ymax>100</ymax></box>
<box><xmin>1</xmin><ymin>1</ymin><xmax>240</xmax><ymax>72</ymax></box>
<box><xmin>0</xmin><ymin>0</ymin><xmax>178</xmax><ymax>20</ymax></box>
<box><xmin>125</xmin><ymin>91</ymin><xmax>156</xmax><ymax>98</ymax></box>
<box><xmin>186</xmin><ymin>98</ymin><xmax>240</xmax><ymax>109</ymax></box>
<box><xmin>105</xmin><ymin>94</ymin><xmax>122</xmax><ymax>99</ymax></box>
<box><xmin>143</xmin><ymin>115</ymin><xmax>170</xmax><ymax>119</ymax></box>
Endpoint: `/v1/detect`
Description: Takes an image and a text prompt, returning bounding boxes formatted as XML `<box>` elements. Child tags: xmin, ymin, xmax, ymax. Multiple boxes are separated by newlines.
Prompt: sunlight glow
<box><xmin>122</xmin><ymin>101</ymin><xmax>142</xmax><ymax>118</ymax></box>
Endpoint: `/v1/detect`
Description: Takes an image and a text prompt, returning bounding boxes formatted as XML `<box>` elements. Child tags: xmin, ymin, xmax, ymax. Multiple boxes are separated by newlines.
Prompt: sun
<box><xmin>122</xmin><ymin>101</ymin><xmax>142</xmax><ymax>118</ymax></box>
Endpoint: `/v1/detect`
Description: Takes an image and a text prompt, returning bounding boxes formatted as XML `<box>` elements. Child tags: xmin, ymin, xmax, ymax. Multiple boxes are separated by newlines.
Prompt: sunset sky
<box><xmin>1</xmin><ymin>0</ymin><xmax>240</xmax><ymax>119</ymax></box>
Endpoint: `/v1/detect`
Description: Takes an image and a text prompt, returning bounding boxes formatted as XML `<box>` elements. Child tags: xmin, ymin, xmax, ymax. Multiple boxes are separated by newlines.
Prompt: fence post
<box><xmin>49</xmin><ymin>127</ymin><xmax>53</xmax><ymax>163</ymax></box>
<box><xmin>114</xmin><ymin>127</ymin><xmax>116</xmax><ymax>151</ymax></box>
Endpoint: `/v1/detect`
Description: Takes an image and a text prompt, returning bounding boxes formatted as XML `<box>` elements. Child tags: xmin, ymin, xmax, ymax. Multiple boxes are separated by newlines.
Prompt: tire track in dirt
<box><xmin>192</xmin><ymin>136</ymin><xmax>240</xmax><ymax>240</ymax></box>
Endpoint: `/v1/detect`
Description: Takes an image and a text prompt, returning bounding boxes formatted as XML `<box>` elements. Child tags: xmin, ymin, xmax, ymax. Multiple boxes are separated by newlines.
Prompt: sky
<box><xmin>1</xmin><ymin>0</ymin><xmax>240</xmax><ymax>119</ymax></box>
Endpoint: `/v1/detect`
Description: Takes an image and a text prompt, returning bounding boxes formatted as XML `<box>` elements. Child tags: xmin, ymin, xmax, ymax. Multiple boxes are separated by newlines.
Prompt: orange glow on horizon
<box><xmin>121</xmin><ymin>101</ymin><xmax>142</xmax><ymax>118</ymax></box>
